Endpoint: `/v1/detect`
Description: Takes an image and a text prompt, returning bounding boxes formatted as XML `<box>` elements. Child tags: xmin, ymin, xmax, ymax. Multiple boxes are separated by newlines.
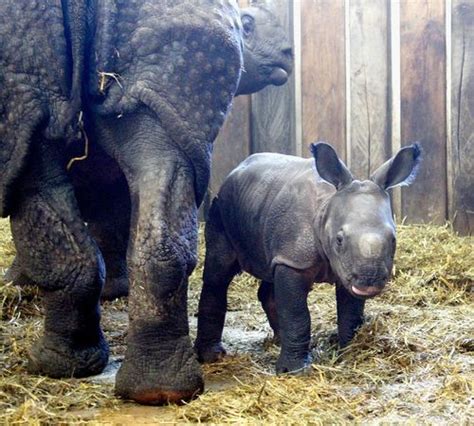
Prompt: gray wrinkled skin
<box><xmin>87</xmin><ymin>4</ymin><xmax>292</xmax><ymax>301</ymax></box>
<box><xmin>0</xmin><ymin>0</ymin><xmax>291</xmax><ymax>406</ymax></box>
<box><xmin>195</xmin><ymin>143</ymin><xmax>421</xmax><ymax>374</ymax></box>
<box><xmin>5</xmin><ymin>4</ymin><xmax>294</xmax><ymax>302</ymax></box>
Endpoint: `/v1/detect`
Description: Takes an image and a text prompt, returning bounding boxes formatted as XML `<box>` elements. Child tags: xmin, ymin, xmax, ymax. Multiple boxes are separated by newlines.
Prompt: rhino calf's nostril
<box><xmin>282</xmin><ymin>47</ymin><xmax>293</xmax><ymax>57</ymax></box>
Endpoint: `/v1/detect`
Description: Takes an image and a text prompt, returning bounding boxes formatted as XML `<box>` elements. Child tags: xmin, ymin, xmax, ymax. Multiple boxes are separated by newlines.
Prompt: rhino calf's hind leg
<box><xmin>10</xmin><ymin>139</ymin><xmax>109</xmax><ymax>378</ymax></box>
<box><xmin>258</xmin><ymin>281</ymin><xmax>280</xmax><ymax>345</ymax></box>
<box><xmin>195</xmin><ymin>200</ymin><xmax>240</xmax><ymax>363</ymax></box>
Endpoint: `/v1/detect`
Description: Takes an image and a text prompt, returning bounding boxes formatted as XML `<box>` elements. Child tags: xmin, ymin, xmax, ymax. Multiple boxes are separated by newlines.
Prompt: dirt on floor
<box><xmin>0</xmin><ymin>218</ymin><xmax>473</xmax><ymax>424</ymax></box>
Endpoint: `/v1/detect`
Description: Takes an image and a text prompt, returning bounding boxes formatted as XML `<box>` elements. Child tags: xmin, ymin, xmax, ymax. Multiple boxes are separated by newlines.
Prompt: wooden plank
<box><xmin>400</xmin><ymin>0</ymin><xmax>447</xmax><ymax>224</ymax></box>
<box><xmin>451</xmin><ymin>0</ymin><xmax>474</xmax><ymax>235</ymax></box>
<box><xmin>390</xmin><ymin>0</ymin><xmax>402</xmax><ymax>220</ymax></box>
<box><xmin>251</xmin><ymin>0</ymin><xmax>296</xmax><ymax>155</ymax></box>
<box><xmin>210</xmin><ymin>96</ymin><xmax>251</xmax><ymax>196</ymax></box>
<box><xmin>301</xmin><ymin>0</ymin><xmax>346</xmax><ymax>159</ymax></box>
<box><xmin>349</xmin><ymin>0</ymin><xmax>391</xmax><ymax>179</ymax></box>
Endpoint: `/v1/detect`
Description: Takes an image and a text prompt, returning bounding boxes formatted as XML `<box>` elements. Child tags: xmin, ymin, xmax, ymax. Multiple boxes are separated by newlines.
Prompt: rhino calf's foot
<box><xmin>115</xmin><ymin>320</ymin><xmax>203</xmax><ymax>405</ymax></box>
<box><xmin>195</xmin><ymin>341</ymin><xmax>227</xmax><ymax>363</ymax></box>
<box><xmin>276</xmin><ymin>352</ymin><xmax>313</xmax><ymax>375</ymax></box>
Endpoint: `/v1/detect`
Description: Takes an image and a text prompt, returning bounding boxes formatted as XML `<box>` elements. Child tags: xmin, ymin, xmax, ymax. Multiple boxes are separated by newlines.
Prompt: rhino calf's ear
<box><xmin>370</xmin><ymin>143</ymin><xmax>422</xmax><ymax>190</ymax></box>
<box><xmin>310</xmin><ymin>142</ymin><xmax>353</xmax><ymax>190</ymax></box>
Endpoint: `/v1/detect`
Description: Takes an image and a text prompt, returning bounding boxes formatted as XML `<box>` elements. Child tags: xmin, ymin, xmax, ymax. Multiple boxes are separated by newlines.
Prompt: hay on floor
<box><xmin>0</xmin><ymin>219</ymin><xmax>473</xmax><ymax>423</ymax></box>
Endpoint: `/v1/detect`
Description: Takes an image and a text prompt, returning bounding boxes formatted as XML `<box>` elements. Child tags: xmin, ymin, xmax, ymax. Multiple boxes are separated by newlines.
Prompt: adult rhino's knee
<box><xmin>31</xmin><ymin>243</ymin><xmax>104</xmax><ymax>297</ymax></box>
<box><xmin>10</xmin><ymin>195</ymin><xmax>105</xmax><ymax>296</ymax></box>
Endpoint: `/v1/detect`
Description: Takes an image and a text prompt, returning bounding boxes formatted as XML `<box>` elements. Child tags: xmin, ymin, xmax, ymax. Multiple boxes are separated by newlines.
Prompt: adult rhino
<box><xmin>5</xmin><ymin>4</ymin><xmax>293</xmax><ymax>301</ymax></box>
<box><xmin>0</xmin><ymin>1</ymin><xmax>292</xmax><ymax>405</ymax></box>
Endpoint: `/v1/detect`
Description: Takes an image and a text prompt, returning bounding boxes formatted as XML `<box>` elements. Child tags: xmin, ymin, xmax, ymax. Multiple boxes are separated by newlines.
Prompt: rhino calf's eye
<box><xmin>336</xmin><ymin>232</ymin><xmax>344</xmax><ymax>246</ymax></box>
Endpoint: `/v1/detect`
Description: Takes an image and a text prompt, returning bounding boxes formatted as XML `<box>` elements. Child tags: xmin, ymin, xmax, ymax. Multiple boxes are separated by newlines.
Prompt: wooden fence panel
<box><xmin>203</xmin><ymin>0</ymin><xmax>473</xmax><ymax>235</ymax></box>
<box><xmin>210</xmin><ymin>96</ymin><xmax>251</xmax><ymax>196</ymax></box>
<box><xmin>349</xmin><ymin>0</ymin><xmax>391</xmax><ymax>178</ymax></box>
<box><xmin>301</xmin><ymin>0</ymin><xmax>346</xmax><ymax>159</ymax></box>
<box><xmin>251</xmin><ymin>0</ymin><xmax>296</xmax><ymax>155</ymax></box>
<box><xmin>400</xmin><ymin>0</ymin><xmax>447</xmax><ymax>224</ymax></box>
<box><xmin>451</xmin><ymin>0</ymin><xmax>474</xmax><ymax>235</ymax></box>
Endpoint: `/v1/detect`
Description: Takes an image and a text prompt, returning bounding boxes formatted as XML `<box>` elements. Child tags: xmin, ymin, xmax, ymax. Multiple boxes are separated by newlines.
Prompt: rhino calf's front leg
<box><xmin>336</xmin><ymin>284</ymin><xmax>366</xmax><ymax>347</ymax></box>
<box><xmin>274</xmin><ymin>265</ymin><xmax>313</xmax><ymax>374</ymax></box>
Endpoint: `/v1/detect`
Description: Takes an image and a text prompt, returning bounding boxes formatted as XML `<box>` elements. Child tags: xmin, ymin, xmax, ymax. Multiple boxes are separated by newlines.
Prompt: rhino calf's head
<box><xmin>236</xmin><ymin>6</ymin><xmax>293</xmax><ymax>95</ymax></box>
<box><xmin>312</xmin><ymin>143</ymin><xmax>422</xmax><ymax>299</ymax></box>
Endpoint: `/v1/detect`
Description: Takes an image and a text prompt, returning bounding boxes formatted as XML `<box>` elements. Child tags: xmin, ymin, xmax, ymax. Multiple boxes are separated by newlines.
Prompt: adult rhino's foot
<box><xmin>195</xmin><ymin>341</ymin><xmax>227</xmax><ymax>364</ymax></box>
<box><xmin>276</xmin><ymin>352</ymin><xmax>313</xmax><ymax>376</ymax></box>
<box><xmin>115</xmin><ymin>322</ymin><xmax>204</xmax><ymax>405</ymax></box>
<box><xmin>28</xmin><ymin>333</ymin><xmax>109</xmax><ymax>378</ymax></box>
<box><xmin>100</xmin><ymin>276</ymin><xmax>129</xmax><ymax>301</ymax></box>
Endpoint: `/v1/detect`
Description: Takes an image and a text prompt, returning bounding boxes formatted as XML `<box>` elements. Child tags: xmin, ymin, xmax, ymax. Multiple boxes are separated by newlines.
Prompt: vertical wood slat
<box><xmin>390</xmin><ymin>0</ymin><xmax>402</xmax><ymax>219</ymax></box>
<box><xmin>451</xmin><ymin>0</ymin><xmax>474</xmax><ymax>235</ymax></box>
<box><xmin>349</xmin><ymin>0</ymin><xmax>391</xmax><ymax>178</ymax></box>
<box><xmin>400</xmin><ymin>0</ymin><xmax>447</xmax><ymax>224</ymax></box>
<box><xmin>210</xmin><ymin>96</ymin><xmax>251</xmax><ymax>196</ymax></box>
<box><xmin>251</xmin><ymin>0</ymin><xmax>296</xmax><ymax>155</ymax></box>
<box><xmin>301</xmin><ymin>0</ymin><xmax>346</xmax><ymax>159</ymax></box>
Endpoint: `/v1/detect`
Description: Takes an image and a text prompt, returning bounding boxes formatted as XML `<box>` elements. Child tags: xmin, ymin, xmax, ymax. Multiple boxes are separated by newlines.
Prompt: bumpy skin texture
<box><xmin>81</xmin><ymin>4</ymin><xmax>292</xmax><ymax>301</ymax></box>
<box><xmin>196</xmin><ymin>143</ymin><xmax>421</xmax><ymax>374</ymax></box>
<box><xmin>1</xmin><ymin>0</ymin><xmax>249</xmax><ymax>405</ymax></box>
<box><xmin>4</xmin><ymin>4</ymin><xmax>293</xmax><ymax>302</ymax></box>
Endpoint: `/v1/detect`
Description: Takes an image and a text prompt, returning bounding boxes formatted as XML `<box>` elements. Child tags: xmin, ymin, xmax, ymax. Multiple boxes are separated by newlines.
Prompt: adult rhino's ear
<box><xmin>311</xmin><ymin>142</ymin><xmax>353</xmax><ymax>190</ymax></box>
<box><xmin>370</xmin><ymin>143</ymin><xmax>422</xmax><ymax>190</ymax></box>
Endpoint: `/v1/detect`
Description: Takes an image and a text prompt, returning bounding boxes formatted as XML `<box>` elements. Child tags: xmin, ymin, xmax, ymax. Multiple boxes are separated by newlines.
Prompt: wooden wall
<box><xmin>209</xmin><ymin>0</ymin><xmax>474</xmax><ymax>235</ymax></box>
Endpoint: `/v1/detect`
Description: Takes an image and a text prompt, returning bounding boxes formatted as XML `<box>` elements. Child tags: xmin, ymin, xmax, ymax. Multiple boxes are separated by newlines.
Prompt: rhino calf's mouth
<box><xmin>351</xmin><ymin>285</ymin><xmax>383</xmax><ymax>298</ymax></box>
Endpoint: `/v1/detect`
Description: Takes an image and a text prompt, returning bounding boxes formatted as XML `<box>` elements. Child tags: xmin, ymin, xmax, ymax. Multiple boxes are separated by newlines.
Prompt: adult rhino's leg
<box><xmin>258</xmin><ymin>281</ymin><xmax>280</xmax><ymax>345</ymax></box>
<box><xmin>74</xmin><ymin>176</ymin><xmax>131</xmax><ymax>302</ymax></box>
<box><xmin>100</xmin><ymin>114</ymin><xmax>203</xmax><ymax>404</ymax></box>
<box><xmin>195</xmin><ymin>200</ymin><xmax>240</xmax><ymax>363</ymax></box>
<box><xmin>89</xmin><ymin>219</ymin><xmax>129</xmax><ymax>301</ymax></box>
<box><xmin>9</xmin><ymin>138</ymin><xmax>109</xmax><ymax>378</ymax></box>
<box><xmin>3</xmin><ymin>255</ymin><xmax>34</xmax><ymax>286</ymax></box>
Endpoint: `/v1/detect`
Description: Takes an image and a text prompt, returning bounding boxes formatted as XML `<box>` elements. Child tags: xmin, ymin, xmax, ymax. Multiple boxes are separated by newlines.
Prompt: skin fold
<box><xmin>195</xmin><ymin>142</ymin><xmax>421</xmax><ymax>374</ymax></box>
<box><xmin>0</xmin><ymin>1</ymin><xmax>292</xmax><ymax>405</ymax></box>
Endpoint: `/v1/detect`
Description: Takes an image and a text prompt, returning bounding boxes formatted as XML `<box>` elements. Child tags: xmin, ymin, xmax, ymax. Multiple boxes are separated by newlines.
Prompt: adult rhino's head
<box><xmin>235</xmin><ymin>6</ymin><xmax>293</xmax><ymax>95</ymax></box>
<box><xmin>312</xmin><ymin>142</ymin><xmax>422</xmax><ymax>299</ymax></box>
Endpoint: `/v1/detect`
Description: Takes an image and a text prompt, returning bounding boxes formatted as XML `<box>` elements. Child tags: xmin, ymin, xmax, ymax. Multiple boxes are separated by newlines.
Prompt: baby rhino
<box><xmin>195</xmin><ymin>142</ymin><xmax>421</xmax><ymax>374</ymax></box>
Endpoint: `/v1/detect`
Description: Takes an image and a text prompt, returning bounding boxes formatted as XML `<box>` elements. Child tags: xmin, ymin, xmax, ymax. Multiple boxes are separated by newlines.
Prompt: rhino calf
<box><xmin>195</xmin><ymin>142</ymin><xmax>421</xmax><ymax>374</ymax></box>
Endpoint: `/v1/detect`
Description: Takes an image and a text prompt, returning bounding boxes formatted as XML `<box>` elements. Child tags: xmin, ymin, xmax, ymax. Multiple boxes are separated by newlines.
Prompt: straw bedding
<box><xmin>0</xmin><ymin>218</ymin><xmax>472</xmax><ymax>424</ymax></box>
